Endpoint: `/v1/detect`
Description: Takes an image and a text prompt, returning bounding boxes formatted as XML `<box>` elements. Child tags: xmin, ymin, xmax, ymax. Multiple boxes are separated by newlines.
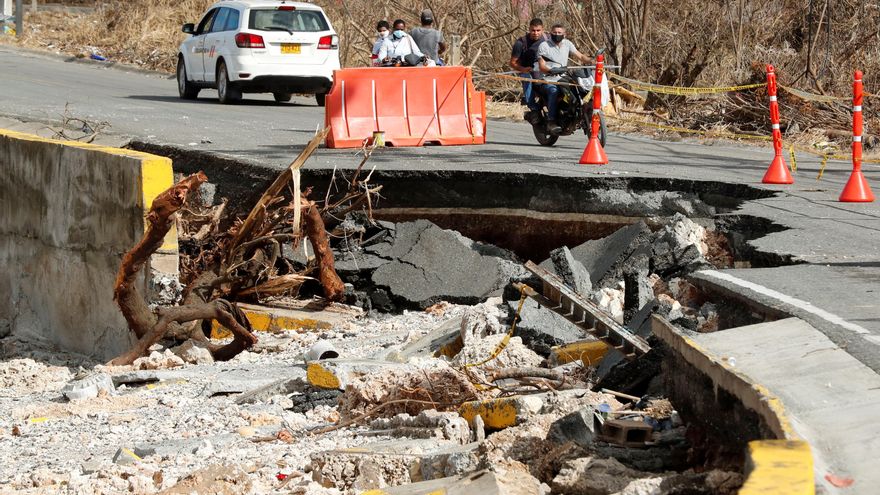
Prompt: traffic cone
<box><xmin>579</xmin><ymin>133</ymin><xmax>608</xmax><ymax>165</ymax></box>
<box><xmin>762</xmin><ymin>154</ymin><xmax>793</xmax><ymax>184</ymax></box>
<box><xmin>839</xmin><ymin>170</ymin><xmax>875</xmax><ymax>202</ymax></box>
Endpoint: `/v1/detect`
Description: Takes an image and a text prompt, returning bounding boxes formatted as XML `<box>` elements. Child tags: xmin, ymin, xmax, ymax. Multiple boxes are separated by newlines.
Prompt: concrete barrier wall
<box><xmin>0</xmin><ymin>129</ymin><xmax>175</xmax><ymax>360</ymax></box>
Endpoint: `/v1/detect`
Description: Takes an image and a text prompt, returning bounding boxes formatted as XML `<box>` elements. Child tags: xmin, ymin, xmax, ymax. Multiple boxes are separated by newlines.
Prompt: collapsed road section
<box><xmin>2</xmin><ymin>130</ymin><xmax>859</xmax><ymax>494</ymax></box>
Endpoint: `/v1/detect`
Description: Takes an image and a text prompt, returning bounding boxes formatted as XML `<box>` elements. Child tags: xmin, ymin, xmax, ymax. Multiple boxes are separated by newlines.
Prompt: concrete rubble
<box><xmin>0</xmin><ymin>211</ymin><xmax>751</xmax><ymax>494</ymax></box>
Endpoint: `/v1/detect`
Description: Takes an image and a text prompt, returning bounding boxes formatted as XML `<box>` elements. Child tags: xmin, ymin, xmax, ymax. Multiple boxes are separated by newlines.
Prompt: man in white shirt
<box><xmin>377</xmin><ymin>19</ymin><xmax>428</xmax><ymax>65</ymax></box>
<box><xmin>536</xmin><ymin>24</ymin><xmax>592</xmax><ymax>134</ymax></box>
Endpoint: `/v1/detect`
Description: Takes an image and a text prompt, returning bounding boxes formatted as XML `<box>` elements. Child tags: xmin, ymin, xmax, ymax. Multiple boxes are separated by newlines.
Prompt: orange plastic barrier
<box><xmin>324</xmin><ymin>67</ymin><xmax>487</xmax><ymax>148</ymax></box>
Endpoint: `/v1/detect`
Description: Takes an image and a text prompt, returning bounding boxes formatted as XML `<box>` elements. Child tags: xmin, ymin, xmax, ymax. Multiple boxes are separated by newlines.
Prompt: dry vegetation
<box><xmin>5</xmin><ymin>0</ymin><xmax>879</xmax><ymax>145</ymax></box>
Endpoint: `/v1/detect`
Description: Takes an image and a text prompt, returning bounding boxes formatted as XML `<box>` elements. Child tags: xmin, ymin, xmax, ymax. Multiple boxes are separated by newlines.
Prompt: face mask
<box><xmin>379</xmin><ymin>31</ymin><xmax>389</xmax><ymax>38</ymax></box>
<box><xmin>551</xmin><ymin>33</ymin><xmax>564</xmax><ymax>43</ymax></box>
<box><xmin>393</xmin><ymin>30</ymin><xmax>405</xmax><ymax>39</ymax></box>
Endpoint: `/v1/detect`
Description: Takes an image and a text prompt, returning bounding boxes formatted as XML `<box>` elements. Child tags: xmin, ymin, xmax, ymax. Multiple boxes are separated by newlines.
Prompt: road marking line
<box><xmin>701</xmin><ymin>270</ymin><xmax>872</xmax><ymax>336</ymax></box>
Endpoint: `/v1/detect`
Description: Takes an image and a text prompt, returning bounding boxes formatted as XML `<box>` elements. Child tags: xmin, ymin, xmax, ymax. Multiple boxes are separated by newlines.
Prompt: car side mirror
<box><xmin>182</xmin><ymin>23</ymin><xmax>195</xmax><ymax>34</ymax></box>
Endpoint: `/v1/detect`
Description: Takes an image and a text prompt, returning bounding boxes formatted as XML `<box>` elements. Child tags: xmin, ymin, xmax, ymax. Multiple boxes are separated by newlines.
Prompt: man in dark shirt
<box><xmin>411</xmin><ymin>9</ymin><xmax>446</xmax><ymax>65</ymax></box>
<box><xmin>509</xmin><ymin>18</ymin><xmax>548</xmax><ymax>123</ymax></box>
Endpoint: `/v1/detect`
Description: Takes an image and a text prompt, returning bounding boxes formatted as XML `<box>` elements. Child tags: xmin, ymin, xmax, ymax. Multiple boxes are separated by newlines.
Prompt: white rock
<box><xmin>171</xmin><ymin>340</ymin><xmax>214</xmax><ymax>365</ymax></box>
<box><xmin>134</xmin><ymin>350</ymin><xmax>185</xmax><ymax>370</ymax></box>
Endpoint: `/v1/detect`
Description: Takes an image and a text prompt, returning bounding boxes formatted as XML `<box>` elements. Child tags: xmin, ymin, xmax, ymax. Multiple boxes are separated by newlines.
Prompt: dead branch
<box><xmin>114</xmin><ymin>172</ymin><xmax>207</xmax><ymax>339</ymax></box>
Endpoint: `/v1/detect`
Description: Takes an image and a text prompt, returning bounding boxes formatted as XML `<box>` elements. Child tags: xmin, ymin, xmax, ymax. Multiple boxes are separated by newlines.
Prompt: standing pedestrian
<box><xmin>411</xmin><ymin>9</ymin><xmax>446</xmax><ymax>65</ymax></box>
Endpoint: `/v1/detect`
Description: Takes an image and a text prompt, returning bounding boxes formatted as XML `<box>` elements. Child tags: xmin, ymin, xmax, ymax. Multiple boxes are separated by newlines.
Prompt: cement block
<box><xmin>1</xmin><ymin>129</ymin><xmax>175</xmax><ymax>360</ymax></box>
<box><xmin>548</xmin><ymin>339</ymin><xmax>609</xmax><ymax>367</ymax></box>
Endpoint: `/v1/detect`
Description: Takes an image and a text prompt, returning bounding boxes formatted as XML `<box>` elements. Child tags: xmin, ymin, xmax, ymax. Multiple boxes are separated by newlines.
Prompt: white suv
<box><xmin>177</xmin><ymin>0</ymin><xmax>340</xmax><ymax>105</ymax></box>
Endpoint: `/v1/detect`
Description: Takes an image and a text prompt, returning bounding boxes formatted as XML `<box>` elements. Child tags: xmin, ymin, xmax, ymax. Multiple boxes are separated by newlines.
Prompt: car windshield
<box><xmin>249</xmin><ymin>9</ymin><xmax>329</xmax><ymax>32</ymax></box>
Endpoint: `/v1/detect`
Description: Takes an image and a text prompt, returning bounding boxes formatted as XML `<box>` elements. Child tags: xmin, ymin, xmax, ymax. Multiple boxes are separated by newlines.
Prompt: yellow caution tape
<box><xmin>789</xmin><ymin>145</ymin><xmax>798</xmax><ymax>173</ymax></box>
<box><xmin>608</xmin><ymin>73</ymin><xmax>765</xmax><ymax>95</ymax></box>
<box><xmin>464</xmin><ymin>287</ymin><xmax>527</xmax><ymax>369</ymax></box>
<box><xmin>28</xmin><ymin>417</ymin><xmax>49</xmax><ymax>424</ymax></box>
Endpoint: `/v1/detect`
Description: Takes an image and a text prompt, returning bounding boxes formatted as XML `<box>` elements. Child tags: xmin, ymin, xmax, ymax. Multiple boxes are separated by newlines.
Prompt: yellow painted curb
<box><xmin>307</xmin><ymin>363</ymin><xmax>341</xmax><ymax>390</ymax></box>
<box><xmin>740</xmin><ymin>440</ymin><xmax>814</xmax><ymax>495</ymax></box>
<box><xmin>458</xmin><ymin>398</ymin><xmax>520</xmax><ymax>429</ymax></box>
<box><xmin>210</xmin><ymin>308</ymin><xmax>333</xmax><ymax>339</ymax></box>
<box><xmin>550</xmin><ymin>339</ymin><xmax>609</xmax><ymax>366</ymax></box>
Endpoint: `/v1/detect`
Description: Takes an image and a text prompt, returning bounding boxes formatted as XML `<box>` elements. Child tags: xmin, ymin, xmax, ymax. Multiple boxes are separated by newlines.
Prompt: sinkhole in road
<box><xmin>129</xmin><ymin>141</ymin><xmax>799</xmax><ymax>326</ymax></box>
<box><xmin>129</xmin><ymin>144</ymin><xmax>805</xmax><ymax>476</ymax></box>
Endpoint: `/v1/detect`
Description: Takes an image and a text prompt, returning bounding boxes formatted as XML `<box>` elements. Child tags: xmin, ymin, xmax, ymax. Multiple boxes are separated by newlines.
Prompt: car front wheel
<box><xmin>315</xmin><ymin>93</ymin><xmax>326</xmax><ymax>107</ymax></box>
<box><xmin>177</xmin><ymin>58</ymin><xmax>199</xmax><ymax>100</ymax></box>
<box><xmin>217</xmin><ymin>61</ymin><xmax>241</xmax><ymax>104</ymax></box>
<box><xmin>273</xmin><ymin>92</ymin><xmax>292</xmax><ymax>103</ymax></box>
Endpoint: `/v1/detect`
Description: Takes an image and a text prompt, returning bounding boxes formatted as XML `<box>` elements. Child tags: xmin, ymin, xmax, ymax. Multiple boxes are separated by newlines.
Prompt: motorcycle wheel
<box><xmin>533</xmin><ymin>123</ymin><xmax>559</xmax><ymax>146</ymax></box>
<box><xmin>582</xmin><ymin>110</ymin><xmax>608</xmax><ymax>147</ymax></box>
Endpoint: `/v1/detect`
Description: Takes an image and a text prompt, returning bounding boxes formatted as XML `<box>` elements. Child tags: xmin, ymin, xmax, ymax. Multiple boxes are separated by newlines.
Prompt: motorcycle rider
<box><xmin>377</xmin><ymin>19</ymin><xmax>430</xmax><ymax>65</ymax></box>
<box><xmin>536</xmin><ymin>24</ymin><xmax>593</xmax><ymax>135</ymax></box>
<box><xmin>509</xmin><ymin>18</ymin><xmax>548</xmax><ymax>124</ymax></box>
<box><xmin>371</xmin><ymin>20</ymin><xmax>391</xmax><ymax>66</ymax></box>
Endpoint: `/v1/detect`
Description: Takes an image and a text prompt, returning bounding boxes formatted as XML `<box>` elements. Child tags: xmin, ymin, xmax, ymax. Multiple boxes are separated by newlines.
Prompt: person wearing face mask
<box><xmin>377</xmin><ymin>18</ymin><xmax>429</xmax><ymax>65</ymax></box>
<box><xmin>371</xmin><ymin>20</ymin><xmax>391</xmax><ymax>67</ymax></box>
<box><xmin>536</xmin><ymin>24</ymin><xmax>593</xmax><ymax>135</ymax></box>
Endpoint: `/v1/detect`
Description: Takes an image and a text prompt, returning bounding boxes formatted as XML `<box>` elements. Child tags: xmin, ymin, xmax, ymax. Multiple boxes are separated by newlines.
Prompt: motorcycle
<box><xmin>377</xmin><ymin>53</ymin><xmax>431</xmax><ymax>67</ymax></box>
<box><xmin>527</xmin><ymin>66</ymin><xmax>608</xmax><ymax>147</ymax></box>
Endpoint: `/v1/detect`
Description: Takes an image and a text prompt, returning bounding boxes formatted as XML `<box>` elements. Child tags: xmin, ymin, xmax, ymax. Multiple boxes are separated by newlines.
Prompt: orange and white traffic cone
<box><xmin>840</xmin><ymin>70</ymin><xmax>875</xmax><ymax>202</ymax></box>
<box><xmin>761</xmin><ymin>64</ymin><xmax>794</xmax><ymax>184</ymax></box>
<box><xmin>579</xmin><ymin>54</ymin><xmax>609</xmax><ymax>165</ymax></box>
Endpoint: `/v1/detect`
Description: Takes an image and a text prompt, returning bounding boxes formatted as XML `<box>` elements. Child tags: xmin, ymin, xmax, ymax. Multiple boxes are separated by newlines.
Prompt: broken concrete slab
<box><xmin>234</xmin><ymin>376</ymin><xmax>308</xmax><ymax>404</ymax></box>
<box><xmin>458</xmin><ymin>389</ymin><xmax>593</xmax><ymax>430</ymax></box>
<box><xmin>132</xmin><ymin>433</ymin><xmax>237</xmax><ymax>459</ymax></box>
<box><xmin>384</xmin><ymin>315</ymin><xmax>463</xmax><ymax>362</ymax></box>
<box><xmin>511</xmin><ymin>299</ymin><xmax>586</xmax><ymax>356</ymax></box>
<box><xmin>210</xmin><ymin>302</ymin><xmax>357</xmax><ymax>339</ymax></box>
<box><xmin>371</xmin><ymin>220</ymin><xmax>507</xmax><ymax>309</ymax></box>
<box><xmin>372</xmin><ymin>468</ymin><xmax>545</xmax><ymax>495</ymax></box>
<box><xmin>546</xmin><ymin>406</ymin><xmax>595</xmax><ymax>449</ymax></box>
<box><xmin>419</xmin><ymin>442</ymin><xmax>482</xmax><ymax>481</ymax></box>
<box><xmin>111</xmin><ymin>447</ymin><xmax>141</xmax><ymax>466</ymax></box>
<box><xmin>369</xmin><ymin>410</ymin><xmax>472</xmax><ymax>444</ymax></box>
<box><xmin>551</xmin><ymin>456</ymin><xmax>653</xmax><ymax>495</ymax></box>
<box><xmin>170</xmin><ymin>340</ymin><xmax>213</xmax><ymax>365</ymax></box>
<box><xmin>650</xmin><ymin>214</ymin><xmax>711</xmax><ymax>277</ymax></box>
<box><xmin>311</xmin><ymin>438</ymin><xmax>457</xmax><ymax>490</ymax></box>
<box><xmin>623</xmin><ymin>269</ymin><xmax>655</xmax><ymax>325</ymax></box>
<box><xmin>556</xmin><ymin>221</ymin><xmax>653</xmax><ymax>289</ymax></box>
<box><xmin>62</xmin><ymin>371</ymin><xmax>115</xmax><ymax>401</ymax></box>
<box><xmin>459</xmin><ymin>298</ymin><xmax>506</xmax><ymax>345</ymax></box>
<box><xmin>550</xmin><ymin>246</ymin><xmax>592</xmax><ymax>296</ymax></box>
<box><xmin>305</xmin><ymin>358</ymin><xmax>406</xmax><ymax>390</ymax></box>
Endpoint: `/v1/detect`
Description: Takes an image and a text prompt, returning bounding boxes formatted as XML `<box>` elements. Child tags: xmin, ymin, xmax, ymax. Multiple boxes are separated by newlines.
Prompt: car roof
<box><xmin>213</xmin><ymin>0</ymin><xmax>324</xmax><ymax>10</ymax></box>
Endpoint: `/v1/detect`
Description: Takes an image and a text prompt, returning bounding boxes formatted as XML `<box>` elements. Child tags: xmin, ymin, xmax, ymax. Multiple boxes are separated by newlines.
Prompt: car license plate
<box><xmin>281</xmin><ymin>43</ymin><xmax>300</xmax><ymax>54</ymax></box>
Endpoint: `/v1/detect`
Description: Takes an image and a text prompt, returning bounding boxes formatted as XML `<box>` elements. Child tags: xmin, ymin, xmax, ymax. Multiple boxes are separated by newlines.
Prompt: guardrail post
<box><xmin>579</xmin><ymin>54</ymin><xmax>609</xmax><ymax>165</ymax></box>
<box><xmin>761</xmin><ymin>64</ymin><xmax>793</xmax><ymax>184</ymax></box>
<box><xmin>839</xmin><ymin>70</ymin><xmax>875</xmax><ymax>202</ymax></box>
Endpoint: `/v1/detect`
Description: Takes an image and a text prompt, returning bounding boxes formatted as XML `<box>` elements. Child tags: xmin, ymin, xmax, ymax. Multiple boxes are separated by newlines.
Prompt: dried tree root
<box><xmin>114</xmin><ymin>172</ymin><xmax>207</xmax><ymax>338</ymax></box>
<box><xmin>110</xmin><ymin>171</ymin><xmax>257</xmax><ymax>366</ymax></box>
<box><xmin>301</xmin><ymin>198</ymin><xmax>344</xmax><ymax>302</ymax></box>
<box><xmin>108</xmin><ymin>299</ymin><xmax>256</xmax><ymax>366</ymax></box>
